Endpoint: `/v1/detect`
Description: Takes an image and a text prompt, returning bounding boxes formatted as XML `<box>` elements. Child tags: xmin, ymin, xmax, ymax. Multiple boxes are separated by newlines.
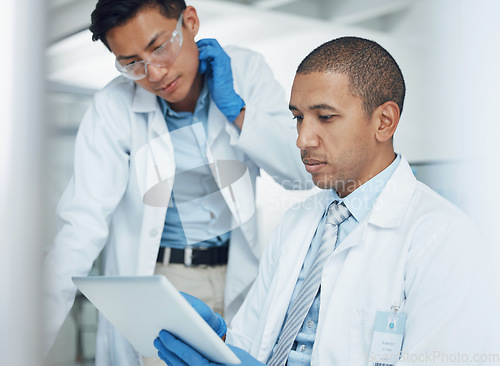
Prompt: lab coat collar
<box><xmin>367</xmin><ymin>155</ymin><xmax>416</xmax><ymax>228</ymax></box>
<box><xmin>206</xmin><ymin>98</ymin><xmax>227</xmax><ymax>146</ymax></box>
<box><xmin>130</xmin><ymin>84</ymin><xmax>169</xmax><ymax>137</ymax></box>
<box><xmin>132</xmin><ymin>83</ymin><xmax>158</xmax><ymax>113</ymax></box>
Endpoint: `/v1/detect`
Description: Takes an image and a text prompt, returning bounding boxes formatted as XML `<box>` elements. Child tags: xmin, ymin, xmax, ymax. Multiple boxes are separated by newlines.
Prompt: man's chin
<box><xmin>312</xmin><ymin>176</ymin><xmax>334</xmax><ymax>190</ymax></box>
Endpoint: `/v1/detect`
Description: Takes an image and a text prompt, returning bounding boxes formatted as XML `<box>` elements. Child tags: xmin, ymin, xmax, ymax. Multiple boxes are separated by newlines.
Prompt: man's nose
<box><xmin>296</xmin><ymin>119</ymin><xmax>320</xmax><ymax>150</ymax></box>
<box><xmin>146</xmin><ymin>63</ymin><xmax>168</xmax><ymax>82</ymax></box>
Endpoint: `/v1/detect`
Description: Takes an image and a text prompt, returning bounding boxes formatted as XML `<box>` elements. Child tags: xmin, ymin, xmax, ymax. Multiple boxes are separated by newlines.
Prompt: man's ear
<box><xmin>374</xmin><ymin>101</ymin><xmax>400</xmax><ymax>142</ymax></box>
<box><xmin>183</xmin><ymin>6</ymin><xmax>200</xmax><ymax>37</ymax></box>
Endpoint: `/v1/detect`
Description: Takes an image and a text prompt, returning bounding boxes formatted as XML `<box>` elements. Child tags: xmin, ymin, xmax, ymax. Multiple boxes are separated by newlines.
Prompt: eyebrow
<box><xmin>310</xmin><ymin>104</ymin><xmax>340</xmax><ymax>112</ymax></box>
<box><xmin>289</xmin><ymin>103</ymin><xmax>340</xmax><ymax>112</ymax></box>
<box><xmin>116</xmin><ymin>31</ymin><xmax>166</xmax><ymax>61</ymax></box>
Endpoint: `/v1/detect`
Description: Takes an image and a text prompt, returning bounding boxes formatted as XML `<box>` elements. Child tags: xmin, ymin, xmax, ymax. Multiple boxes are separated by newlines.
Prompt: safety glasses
<box><xmin>115</xmin><ymin>11</ymin><xmax>184</xmax><ymax>80</ymax></box>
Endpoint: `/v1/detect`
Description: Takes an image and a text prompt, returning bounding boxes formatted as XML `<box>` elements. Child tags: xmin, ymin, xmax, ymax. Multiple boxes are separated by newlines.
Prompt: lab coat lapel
<box><xmin>149</xmin><ymin>105</ymin><xmax>169</xmax><ymax>138</ymax></box>
<box><xmin>329</xmin><ymin>156</ymin><xmax>417</xmax><ymax>256</ymax></box>
<box><xmin>206</xmin><ymin>99</ymin><xmax>226</xmax><ymax>147</ymax></box>
<box><xmin>331</xmin><ymin>218</ymin><xmax>368</xmax><ymax>255</ymax></box>
<box><xmin>132</xmin><ymin>83</ymin><xmax>168</xmax><ymax>137</ymax></box>
<box><xmin>132</xmin><ymin>82</ymin><xmax>156</xmax><ymax>113</ymax></box>
<box><xmin>132</xmin><ymin>85</ymin><xmax>173</xmax><ymax>194</ymax></box>
<box><xmin>262</xmin><ymin>192</ymin><xmax>330</xmax><ymax>347</ymax></box>
<box><xmin>205</xmin><ymin>100</ymin><xmax>258</xmax><ymax>251</ymax></box>
<box><xmin>132</xmin><ymin>85</ymin><xmax>174</xmax><ymax>273</ymax></box>
<box><xmin>368</xmin><ymin>156</ymin><xmax>417</xmax><ymax>228</ymax></box>
<box><xmin>132</xmin><ymin>84</ymin><xmax>174</xmax><ymax>202</ymax></box>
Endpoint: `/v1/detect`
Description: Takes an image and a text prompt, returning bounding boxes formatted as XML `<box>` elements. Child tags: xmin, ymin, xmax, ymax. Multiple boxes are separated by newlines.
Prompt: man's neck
<box><xmin>169</xmin><ymin>72</ymin><xmax>203</xmax><ymax>113</ymax></box>
<box><xmin>336</xmin><ymin>151</ymin><xmax>397</xmax><ymax>198</ymax></box>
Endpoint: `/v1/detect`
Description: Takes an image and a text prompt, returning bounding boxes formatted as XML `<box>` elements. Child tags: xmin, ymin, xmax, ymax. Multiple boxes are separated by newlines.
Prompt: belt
<box><xmin>157</xmin><ymin>243</ymin><xmax>229</xmax><ymax>267</ymax></box>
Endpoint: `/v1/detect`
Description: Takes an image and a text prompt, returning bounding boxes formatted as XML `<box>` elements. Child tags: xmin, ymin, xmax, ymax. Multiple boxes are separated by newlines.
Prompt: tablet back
<box><xmin>72</xmin><ymin>275</ymin><xmax>239</xmax><ymax>364</ymax></box>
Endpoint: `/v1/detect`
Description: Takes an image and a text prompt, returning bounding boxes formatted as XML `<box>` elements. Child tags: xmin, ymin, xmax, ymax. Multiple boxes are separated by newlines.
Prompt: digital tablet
<box><xmin>72</xmin><ymin>275</ymin><xmax>240</xmax><ymax>364</ymax></box>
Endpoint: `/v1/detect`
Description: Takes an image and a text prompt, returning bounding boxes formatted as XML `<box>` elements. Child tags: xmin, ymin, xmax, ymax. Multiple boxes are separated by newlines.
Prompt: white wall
<box><xmin>454</xmin><ymin>0</ymin><xmax>500</xmax><ymax>259</ymax></box>
<box><xmin>1</xmin><ymin>0</ymin><xmax>46</xmax><ymax>365</ymax></box>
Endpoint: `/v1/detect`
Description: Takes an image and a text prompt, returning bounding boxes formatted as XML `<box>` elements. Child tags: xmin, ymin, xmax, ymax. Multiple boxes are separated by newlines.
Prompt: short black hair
<box><xmin>90</xmin><ymin>0</ymin><xmax>187</xmax><ymax>50</ymax></box>
<box><xmin>297</xmin><ymin>36</ymin><xmax>406</xmax><ymax>117</ymax></box>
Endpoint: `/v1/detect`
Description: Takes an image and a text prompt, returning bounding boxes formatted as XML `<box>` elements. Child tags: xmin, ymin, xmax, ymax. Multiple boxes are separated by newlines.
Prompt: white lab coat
<box><xmin>228</xmin><ymin>156</ymin><xmax>500</xmax><ymax>365</ymax></box>
<box><xmin>43</xmin><ymin>46</ymin><xmax>310</xmax><ymax>365</ymax></box>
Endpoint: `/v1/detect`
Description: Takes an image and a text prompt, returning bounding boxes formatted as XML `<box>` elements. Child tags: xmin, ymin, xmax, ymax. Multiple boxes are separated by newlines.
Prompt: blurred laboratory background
<box><xmin>1</xmin><ymin>0</ymin><xmax>499</xmax><ymax>365</ymax></box>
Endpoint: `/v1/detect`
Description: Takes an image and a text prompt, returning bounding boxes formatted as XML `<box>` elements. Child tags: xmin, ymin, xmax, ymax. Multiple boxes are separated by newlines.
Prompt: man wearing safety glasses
<box><xmin>42</xmin><ymin>1</ymin><xmax>310</xmax><ymax>365</ymax></box>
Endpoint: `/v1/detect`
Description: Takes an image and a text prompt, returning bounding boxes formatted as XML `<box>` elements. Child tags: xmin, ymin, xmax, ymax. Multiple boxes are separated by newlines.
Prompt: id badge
<box><xmin>366</xmin><ymin>307</ymin><xmax>406</xmax><ymax>366</ymax></box>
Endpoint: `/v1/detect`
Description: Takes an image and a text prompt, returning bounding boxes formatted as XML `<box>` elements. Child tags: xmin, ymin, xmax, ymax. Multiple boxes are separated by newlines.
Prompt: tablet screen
<box><xmin>73</xmin><ymin>275</ymin><xmax>240</xmax><ymax>364</ymax></box>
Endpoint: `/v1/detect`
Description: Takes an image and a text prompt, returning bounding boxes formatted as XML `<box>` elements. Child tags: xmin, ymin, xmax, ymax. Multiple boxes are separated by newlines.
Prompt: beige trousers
<box><xmin>142</xmin><ymin>260</ymin><xmax>227</xmax><ymax>366</ymax></box>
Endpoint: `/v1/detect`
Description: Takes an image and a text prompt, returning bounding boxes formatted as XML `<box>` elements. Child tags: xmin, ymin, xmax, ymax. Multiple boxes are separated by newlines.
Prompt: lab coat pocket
<box><xmin>350</xmin><ymin>308</ymin><xmax>377</xmax><ymax>366</ymax></box>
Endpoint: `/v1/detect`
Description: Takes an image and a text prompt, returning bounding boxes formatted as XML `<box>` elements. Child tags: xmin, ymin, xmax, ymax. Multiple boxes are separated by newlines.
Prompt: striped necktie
<box><xmin>268</xmin><ymin>201</ymin><xmax>351</xmax><ymax>366</ymax></box>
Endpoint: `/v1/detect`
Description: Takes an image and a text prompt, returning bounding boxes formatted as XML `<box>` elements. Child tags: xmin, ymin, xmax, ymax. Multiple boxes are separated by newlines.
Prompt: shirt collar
<box><xmin>327</xmin><ymin>154</ymin><xmax>401</xmax><ymax>223</ymax></box>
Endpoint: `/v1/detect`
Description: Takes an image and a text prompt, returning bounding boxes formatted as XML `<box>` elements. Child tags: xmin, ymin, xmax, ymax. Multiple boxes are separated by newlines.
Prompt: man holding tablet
<box><xmin>154</xmin><ymin>36</ymin><xmax>499</xmax><ymax>365</ymax></box>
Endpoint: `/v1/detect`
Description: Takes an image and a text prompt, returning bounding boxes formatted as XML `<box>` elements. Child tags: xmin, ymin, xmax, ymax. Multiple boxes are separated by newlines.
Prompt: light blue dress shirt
<box><xmin>281</xmin><ymin>155</ymin><xmax>401</xmax><ymax>365</ymax></box>
<box><xmin>157</xmin><ymin>81</ymin><xmax>230</xmax><ymax>249</ymax></box>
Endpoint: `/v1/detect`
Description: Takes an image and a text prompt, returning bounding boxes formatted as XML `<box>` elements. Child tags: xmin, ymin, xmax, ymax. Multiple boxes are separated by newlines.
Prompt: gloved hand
<box><xmin>197</xmin><ymin>38</ymin><xmax>245</xmax><ymax>123</ymax></box>
<box><xmin>154</xmin><ymin>329</ymin><xmax>265</xmax><ymax>365</ymax></box>
<box><xmin>181</xmin><ymin>292</ymin><xmax>226</xmax><ymax>338</ymax></box>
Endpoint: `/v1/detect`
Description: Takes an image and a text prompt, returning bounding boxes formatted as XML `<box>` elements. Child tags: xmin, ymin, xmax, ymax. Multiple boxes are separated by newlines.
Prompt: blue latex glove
<box><xmin>180</xmin><ymin>292</ymin><xmax>227</xmax><ymax>338</ymax></box>
<box><xmin>154</xmin><ymin>330</ymin><xmax>265</xmax><ymax>365</ymax></box>
<box><xmin>197</xmin><ymin>38</ymin><xmax>245</xmax><ymax>123</ymax></box>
